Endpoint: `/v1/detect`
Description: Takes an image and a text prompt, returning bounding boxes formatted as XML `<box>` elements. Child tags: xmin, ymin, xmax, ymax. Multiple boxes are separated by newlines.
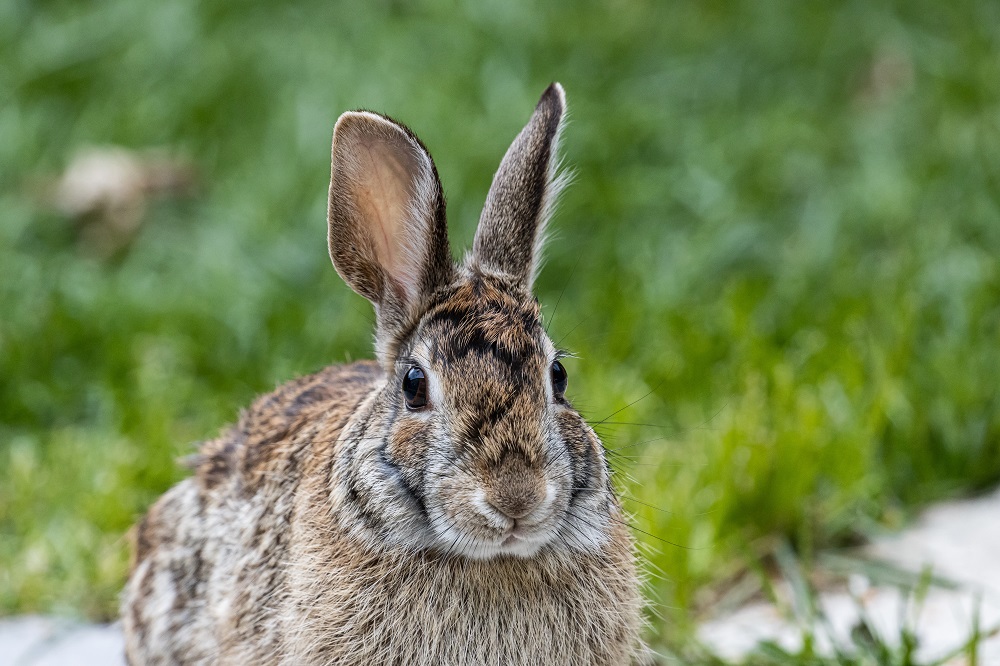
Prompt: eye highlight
<box><xmin>402</xmin><ymin>366</ymin><xmax>428</xmax><ymax>410</ymax></box>
<box><xmin>550</xmin><ymin>360</ymin><xmax>568</xmax><ymax>399</ymax></box>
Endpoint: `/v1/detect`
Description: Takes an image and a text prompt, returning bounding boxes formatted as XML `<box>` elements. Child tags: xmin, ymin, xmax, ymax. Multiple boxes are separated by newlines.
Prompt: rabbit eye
<box><xmin>402</xmin><ymin>366</ymin><xmax>428</xmax><ymax>410</ymax></box>
<box><xmin>550</xmin><ymin>360</ymin><xmax>568</xmax><ymax>399</ymax></box>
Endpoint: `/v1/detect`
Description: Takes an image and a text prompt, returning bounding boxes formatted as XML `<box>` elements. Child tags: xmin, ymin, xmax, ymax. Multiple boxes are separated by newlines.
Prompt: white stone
<box><xmin>699</xmin><ymin>488</ymin><xmax>1000</xmax><ymax>662</ymax></box>
<box><xmin>0</xmin><ymin>616</ymin><xmax>124</xmax><ymax>666</ymax></box>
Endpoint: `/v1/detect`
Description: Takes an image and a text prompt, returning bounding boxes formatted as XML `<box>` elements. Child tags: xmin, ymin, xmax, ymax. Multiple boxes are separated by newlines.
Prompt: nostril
<box><xmin>489</xmin><ymin>499</ymin><xmax>534</xmax><ymax>520</ymax></box>
<box><xmin>485</xmin><ymin>449</ymin><xmax>547</xmax><ymax>521</ymax></box>
<box><xmin>487</xmin><ymin>485</ymin><xmax>545</xmax><ymax>520</ymax></box>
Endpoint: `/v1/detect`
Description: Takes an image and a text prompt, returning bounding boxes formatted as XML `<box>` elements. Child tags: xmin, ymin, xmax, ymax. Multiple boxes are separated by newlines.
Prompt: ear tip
<box><xmin>331</xmin><ymin>110</ymin><xmax>431</xmax><ymax>167</ymax></box>
<box><xmin>538</xmin><ymin>82</ymin><xmax>566</xmax><ymax>115</ymax></box>
<box><xmin>333</xmin><ymin>110</ymin><xmax>392</xmax><ymax>140</ymax></box>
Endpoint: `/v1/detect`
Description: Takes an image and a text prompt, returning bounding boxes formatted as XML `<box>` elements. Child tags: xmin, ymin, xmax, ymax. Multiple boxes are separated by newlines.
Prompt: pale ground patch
<box><xmin>0</xmin><ymin>616</ymin><xmax>123</xmax><ymax>666</ymax></box>
<box><xmin>699</xmin><ymin>487</ymin><xmax>1000</xmax><ymax>663</ymax></box>
<box><xmin>0</xmin><ymin>488</ymin><xmax>997</xmax><ymax>665</ymax></box>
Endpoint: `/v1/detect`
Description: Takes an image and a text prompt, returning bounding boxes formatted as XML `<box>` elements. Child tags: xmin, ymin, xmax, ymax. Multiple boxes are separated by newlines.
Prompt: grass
<box><xmin>2</xmin><ymin>0</ymin><xmax>999</xmax><ymax>656</ymax></box>
<box><xmin>668</xmin><ymin>544</ymin><xmax>998</xmax><ymax>665</ymax></box>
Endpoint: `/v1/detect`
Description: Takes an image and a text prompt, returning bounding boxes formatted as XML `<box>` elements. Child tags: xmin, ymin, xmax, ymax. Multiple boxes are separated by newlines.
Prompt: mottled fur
<box><xmin>122</xmin><ymin>83</ymin><xmax>647</xmax><ymax>665</ymax></box>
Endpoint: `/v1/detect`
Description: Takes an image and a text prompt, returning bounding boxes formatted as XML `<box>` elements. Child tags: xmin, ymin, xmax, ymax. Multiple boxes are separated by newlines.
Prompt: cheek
<box><xmin>387</xmin><ymin>418</ymin><xmax>430</xmax><ymax>473</ymax></box>
<box><xmin>552</xmin><ymin>416</ymin><xmax>604</xmax><ymax>486</ymax></box>
<box><xmin>552</xmin><ymin>414</ymin><xmax>589</xmax><ymax>461</ymax></box>
<box><xmin>437</xmin><ymin>479</ymin><xmax>503</xmax><ymax>537</ymax></box>
<box><xmin>424</xmin><ymin>455</ymin><xmax>495</xmax><ymax>529</ymax></box>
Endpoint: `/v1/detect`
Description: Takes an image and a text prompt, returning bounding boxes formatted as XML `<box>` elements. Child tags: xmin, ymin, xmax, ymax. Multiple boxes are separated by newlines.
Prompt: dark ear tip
<box><xmin>537</xmin><ymin>82</ymin><xmax>566</xmax><ymax>116</ymax></box>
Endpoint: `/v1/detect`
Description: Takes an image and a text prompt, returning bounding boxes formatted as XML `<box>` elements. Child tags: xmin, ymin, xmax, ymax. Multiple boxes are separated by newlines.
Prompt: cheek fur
<box><xmin>553</xmin><ymin>411</ymin><xmax>597</xmax><ymax>465</ymax></box>
<box><xmin>388</xmin><ymin>418</ymin><xmax>430</xmax><ymax>470</ymax></box>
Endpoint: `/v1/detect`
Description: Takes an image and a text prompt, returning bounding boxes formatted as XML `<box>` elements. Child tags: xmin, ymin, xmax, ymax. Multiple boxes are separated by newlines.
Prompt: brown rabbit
<box><xmin>121</xmin><ymin>83</ymin><xmax>647</xmax><ymax>665</ymax></box>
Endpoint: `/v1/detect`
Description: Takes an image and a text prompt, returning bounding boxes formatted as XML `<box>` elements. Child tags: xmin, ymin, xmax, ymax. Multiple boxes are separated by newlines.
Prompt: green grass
<box><xmin>2</xmin><ymin>0</ymin><xmax>999</xmax><ymax>655</ymax></box>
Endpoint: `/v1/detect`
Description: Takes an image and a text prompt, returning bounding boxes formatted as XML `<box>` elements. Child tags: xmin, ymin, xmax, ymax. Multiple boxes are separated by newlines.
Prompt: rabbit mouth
<box><xmin>425</xmin><ymin>481</ymin><xmax>577</xmax><ymax>559</ymax></box>
<box><xmin>497</xmin><ymin>525</ymin><xmax>554</xmax><ymax>552</ymax></box>
<box><xmin>430</xmin><ymin>509</ymin><xmax>562</xmax><ymax>560</ymax></box>
<box><xmin>475</xmin><ymin>507</ymin><xmax>568</xmax><ymax>558</ymax></box>
<box><xmin>497</xmin><ymin>533</ymin><xmax>550</xmax><ymax>557</ymax></box>
<box><xmin>475</xmin><ymin>528</ymin><xmax>554</xmax><ymax>559</ymax></box>
<box><xmin>501</xmin><ymin>533</ymin><xmax>522</xmax><ymax>547</ymax></box>
<box><xmin>500</xmin><ymin>521</ymin><xmax>549</xmax><ymax>546</ymax></box>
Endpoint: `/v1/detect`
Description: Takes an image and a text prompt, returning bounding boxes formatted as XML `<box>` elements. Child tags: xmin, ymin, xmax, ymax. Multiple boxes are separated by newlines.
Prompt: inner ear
<box><xmin>348</xmin><ymin>132</ymin><xmax>425</xmax><ymax>301</ymax></box>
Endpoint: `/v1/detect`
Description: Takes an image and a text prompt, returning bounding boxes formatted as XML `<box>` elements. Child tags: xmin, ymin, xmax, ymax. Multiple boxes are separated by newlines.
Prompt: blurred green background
<box><xmin>2</xmin><ymin>0</ymin><xmax>999</xmax><ymax>652</ymax></box>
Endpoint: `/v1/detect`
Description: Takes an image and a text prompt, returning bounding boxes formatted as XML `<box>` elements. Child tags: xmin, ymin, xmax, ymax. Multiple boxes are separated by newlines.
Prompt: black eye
<box><xmin>550</xmin><ymin>360</ymin><xmax>568</xmax><ymax>399</ymax></box>
<box><xmin>402</xmin><ymin>366</ymin><xmax>428</xmax><ymax>410</ymax></box>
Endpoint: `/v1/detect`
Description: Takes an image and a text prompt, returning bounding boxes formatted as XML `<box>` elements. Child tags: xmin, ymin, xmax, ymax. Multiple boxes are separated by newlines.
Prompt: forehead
<box><xmin>416</xmin><ymin>275</ymin><xmax>547</xmax><ymax>377</ymax></box>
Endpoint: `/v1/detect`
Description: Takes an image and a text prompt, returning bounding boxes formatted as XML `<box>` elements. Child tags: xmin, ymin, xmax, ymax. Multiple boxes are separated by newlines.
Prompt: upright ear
<box><xmin>470</xmin><ymin>83</ymin><xmax>566</xmax><ymax>290</ymax></box>
<box><xmin>328</xmin><ymin>111</ymin><xmax>453</xmax><ymax>360</ymax></box>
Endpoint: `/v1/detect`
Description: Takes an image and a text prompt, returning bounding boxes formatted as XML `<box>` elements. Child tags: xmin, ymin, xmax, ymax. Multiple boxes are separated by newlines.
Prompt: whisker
<box><xmin>553</xmin><ymin>317</ymin><xmax>590</xmax><ymax>348</ymax></box>
<box><xmin>593</xmin><ymin>421</ymin><xmax>672</xmax><ymax>429</ymax></box>
<box><xmin>567</xmin><ymin>487</ymin><xmax>675</xmax><ymax>516</ymax></box>
<box><xmin>544</xmin><ymin>255</ymin><xmax>582</xmax><ymax>337</ymax></box>
<box><xmin>569</xmin><ymin>504</ymin><xmax>701</xmax><ymax>551</ymax></box>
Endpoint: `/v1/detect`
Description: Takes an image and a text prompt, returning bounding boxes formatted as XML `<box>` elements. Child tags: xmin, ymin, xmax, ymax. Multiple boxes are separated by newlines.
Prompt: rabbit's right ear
<box><xmin>469</xmin><ymin>83</ymin><xmax>566</xmax><ymax>291</ymax></box>
<box><xmin>328</xmin><ymin>112</ymin><xmax>454</xmax><ymax>361</ymax></box>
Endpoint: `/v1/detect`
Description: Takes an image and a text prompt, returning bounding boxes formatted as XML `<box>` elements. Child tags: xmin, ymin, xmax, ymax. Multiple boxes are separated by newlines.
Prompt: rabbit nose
<box><xmin>486</xmin><ymin>453</ymin><xmax>546</xmax><ymax>520</ymax></box>
<box><xmin>489</xmin><ymin>489</ymin><xmax>544</xmax><ymax>520</ymax></box>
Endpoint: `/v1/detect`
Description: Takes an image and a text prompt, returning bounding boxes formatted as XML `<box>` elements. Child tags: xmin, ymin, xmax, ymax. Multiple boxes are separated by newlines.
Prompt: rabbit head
<box><xmin>327</xmin><ymin>84</ymin><xmax>614</xmax><ymax>560</ymax></box>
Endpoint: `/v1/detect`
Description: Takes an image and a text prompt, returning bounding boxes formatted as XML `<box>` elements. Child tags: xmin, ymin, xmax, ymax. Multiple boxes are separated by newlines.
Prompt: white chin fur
<box><xmin>449</xmin><ymin>535</ymin><xmax>549</xmax><ymax>560</ymax></box>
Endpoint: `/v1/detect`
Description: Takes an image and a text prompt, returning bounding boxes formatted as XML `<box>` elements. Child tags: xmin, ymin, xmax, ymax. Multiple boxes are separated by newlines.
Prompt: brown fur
<box><xmin>122</xmin><ymin>84</ymin><xmax>648</xmax><ymax>665</ymax></box>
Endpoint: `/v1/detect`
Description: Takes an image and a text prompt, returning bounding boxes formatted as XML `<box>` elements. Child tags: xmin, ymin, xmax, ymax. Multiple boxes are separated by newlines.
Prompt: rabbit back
<box><xmin>122</xmin><ymin>361</ymin><xmax>383</xmax><ymax>664</ymax></box>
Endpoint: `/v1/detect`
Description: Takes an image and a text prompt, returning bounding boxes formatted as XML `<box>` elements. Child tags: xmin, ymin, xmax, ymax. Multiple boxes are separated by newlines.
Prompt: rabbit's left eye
<box><xmin>551</xmin><ymin>360</ymin><xmax>568</xmax><ymax>399</ymax></box>
<box><xmin>402</xmin><ymin>366</ymin><xmax>428</xmax><ymax>410</ymax></box>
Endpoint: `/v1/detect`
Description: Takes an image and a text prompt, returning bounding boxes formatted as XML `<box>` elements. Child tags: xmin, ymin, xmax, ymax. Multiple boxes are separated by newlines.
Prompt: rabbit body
<box><xmin>124</xmin><ymin>362</ymin><xmax>643</xmax><ymax>665</ymax></box>
<box><xmin>122</xmin><ymin>84</ymin><xmax>646</xmax><ymax>665</ymax></box>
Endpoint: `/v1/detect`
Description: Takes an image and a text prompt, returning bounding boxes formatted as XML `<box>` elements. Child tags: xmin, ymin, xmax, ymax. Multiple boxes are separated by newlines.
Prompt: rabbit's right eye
<box><xmin>551</xmin><ymin>360</ymin><xmax>568</xmax><ymax>399</ymax></box>
<box><xmin>402</xmin><ymin>366</ymin><xmax>428</xmax><ymax>410</ymax></box>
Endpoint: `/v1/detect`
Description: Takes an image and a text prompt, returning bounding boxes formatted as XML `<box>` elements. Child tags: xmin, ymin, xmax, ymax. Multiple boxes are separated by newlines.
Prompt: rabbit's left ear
<box><xmin>470</xmin><ymin>83</ymin><xmax>566</xmax><ymax>290</ymax></box>
<box><xmin>328</xmin><ymin>111</ymin><xmax>454</xmax><ymax>361</ymax></box>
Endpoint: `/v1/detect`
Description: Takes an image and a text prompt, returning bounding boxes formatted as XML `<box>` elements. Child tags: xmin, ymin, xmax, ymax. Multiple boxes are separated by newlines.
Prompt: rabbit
<box><xmin>121</xmin><ymin>82</ymin><xmax>648</xmax><ymax>666</ymax></box>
